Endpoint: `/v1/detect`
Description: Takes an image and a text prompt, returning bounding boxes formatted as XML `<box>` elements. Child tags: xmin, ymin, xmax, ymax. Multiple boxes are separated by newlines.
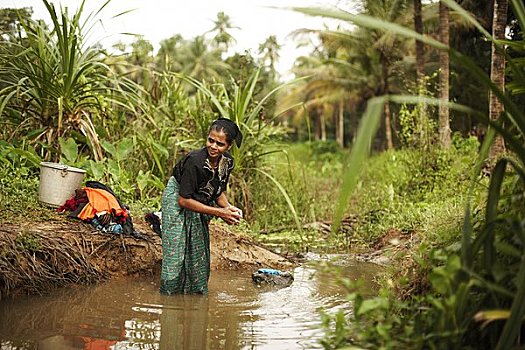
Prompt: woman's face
<box><xmin>206</xmin><ymin>129</ymin><xmax>230</xmax><ymax>161</ymax></box>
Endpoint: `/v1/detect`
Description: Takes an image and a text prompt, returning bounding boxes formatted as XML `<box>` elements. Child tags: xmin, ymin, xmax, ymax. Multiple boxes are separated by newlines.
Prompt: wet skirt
<box><xmin>160</xmin><ymin>176</ymin><xmax>211</xmax><ymax>294</ymax></box>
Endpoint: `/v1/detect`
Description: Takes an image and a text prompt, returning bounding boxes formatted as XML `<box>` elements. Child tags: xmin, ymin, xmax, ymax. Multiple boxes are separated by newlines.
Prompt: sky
<box><xmin>0</xmin><ymin>0</ymin><xmax>345</xmax><ymax>76</ymax></box>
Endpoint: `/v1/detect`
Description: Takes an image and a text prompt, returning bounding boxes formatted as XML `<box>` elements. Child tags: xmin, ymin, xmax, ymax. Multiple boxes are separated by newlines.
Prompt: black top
<box><xmin>172</xmin><ymin>147</ymin><xmax>235</xmax><ymax>205</ymax></box>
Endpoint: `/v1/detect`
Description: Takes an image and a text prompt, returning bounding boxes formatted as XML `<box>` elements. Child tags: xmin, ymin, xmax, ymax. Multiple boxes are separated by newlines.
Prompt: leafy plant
<box><xmin>0</xmin><ymin>0</ymin><xmax>124</xmax><ymax>161</ymax></box>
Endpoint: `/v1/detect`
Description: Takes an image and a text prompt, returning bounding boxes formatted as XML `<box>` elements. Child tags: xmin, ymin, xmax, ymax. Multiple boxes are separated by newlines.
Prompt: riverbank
<box><xmin>0</xmin><ymin>218</ymin><xmax>294</xmax><ymax>299</ymax></box>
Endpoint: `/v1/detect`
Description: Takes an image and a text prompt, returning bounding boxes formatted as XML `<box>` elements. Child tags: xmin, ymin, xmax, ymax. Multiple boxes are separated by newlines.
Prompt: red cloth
<box><xmin>57</xmin><ymin>191</ymin><xmax>89</xmax><ymax>212</ymax></box>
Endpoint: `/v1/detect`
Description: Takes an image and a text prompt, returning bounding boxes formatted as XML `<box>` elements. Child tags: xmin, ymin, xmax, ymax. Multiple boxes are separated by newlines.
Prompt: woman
<box><xmin>160</xmin><ymin>118</ymin><xmax>243</xmax><ymax>294</ymax></box>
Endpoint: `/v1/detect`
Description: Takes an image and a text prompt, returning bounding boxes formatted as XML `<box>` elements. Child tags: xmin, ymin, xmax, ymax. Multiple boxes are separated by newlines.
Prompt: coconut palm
<box><xmin>292</xmin><ymin>0</ymin><xmax>413</xmax><ymax>149</ymax></box>
<box><xmin>179</xmin><ymin>35</ymin><xmax>230</xmax><ymax>82</ymax></box>
<box><xmin>288</xmin><ymin>38</ymin><xmax>376</xmax><ymax>146</ymax></box>
<box><xmin>258</xmin><ymin>35</ymin><xmax>281</xmax><ymax>79</ymax></box>
<box><xmin>0</xmin><ymin>7</ymin><xmax>33</xmax><ymax>39</ymax></box>
<box><xmin>488</xmin><ymin>0</ymin><xmax>508</xmax><ymax>161</ymax></box>
<box><xmin>438</xmin><ymin>1</ymin><xmax>451</xmax><ymax>148</ymax></box>
<box><xmin>156</xmin><ymin>34</ymin><xmax>184</xmax><ymax>72</ymax></box>
<box><xmin>363</xmin><ymin>0</ymin><xmax>412</xmax><ymax>150</ymax></box>
<box><xmin>207</xmin><ymin>11</ymin><xmax>238</xmax><ymax>51</ymax></box>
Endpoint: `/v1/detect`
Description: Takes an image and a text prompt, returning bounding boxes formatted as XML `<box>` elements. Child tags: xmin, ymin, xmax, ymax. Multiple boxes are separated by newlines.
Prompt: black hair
<box><xmin>209</xmin><ymin>118</ymin><xmax>243</xmax><ymax>147</ymax></box>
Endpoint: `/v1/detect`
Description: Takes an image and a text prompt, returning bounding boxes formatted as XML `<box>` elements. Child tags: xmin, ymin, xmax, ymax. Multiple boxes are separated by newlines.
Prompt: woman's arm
<box><xmin>216</xmin><ymin>192</ymin><xmax>243</xmax><ymax>218</ymax></box>
<box><xmin>216</xmin><ymin>192</ymin><xmax>231</xmax><ymax>208</ymax></box>
<box><xmin>178</xmin><ymin>196</ymin><xmax>241</xmax><ymax>224</ymax></box>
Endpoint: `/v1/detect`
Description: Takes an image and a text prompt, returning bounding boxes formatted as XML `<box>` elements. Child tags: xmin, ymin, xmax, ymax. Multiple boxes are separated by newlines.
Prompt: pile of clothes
<box><xmin>58</xmin><ymin>181</ymin><xmax>143</xmax><ymax>238</ymax></box>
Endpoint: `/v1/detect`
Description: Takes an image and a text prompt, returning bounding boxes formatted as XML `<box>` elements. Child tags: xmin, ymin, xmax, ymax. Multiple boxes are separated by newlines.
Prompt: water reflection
<box><xmin>0</xmin><ymin>257</ymin><xmax>380</xmax><ymax>350</ymax></box>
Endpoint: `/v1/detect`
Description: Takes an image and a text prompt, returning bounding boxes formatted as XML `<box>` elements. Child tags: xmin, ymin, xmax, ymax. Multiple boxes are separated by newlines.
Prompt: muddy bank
<box><xmin>353</xmin><ymin>228</ymin><xmax>415</xmax><ymax>266</ymax></box>
<box><xmin>0</xmin><ymin>219</ymin><xmax>293</xmax><ymax>299</ymax></box>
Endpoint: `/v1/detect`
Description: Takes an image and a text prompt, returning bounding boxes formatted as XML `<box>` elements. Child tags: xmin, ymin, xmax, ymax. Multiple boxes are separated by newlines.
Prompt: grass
<box><xmin>0</xmin><ymin>165</ymin><xmax>64</xmax><ymax>224</ymax></box>
<box><xmin>1</xmin><ymin>136</ymin><xmax>484</xmax><ymax>257</ymax></box>
<box><xmin>249</xmin><ymin>136</ymin><xmax>485</xmax><ymax>253</ymax></box>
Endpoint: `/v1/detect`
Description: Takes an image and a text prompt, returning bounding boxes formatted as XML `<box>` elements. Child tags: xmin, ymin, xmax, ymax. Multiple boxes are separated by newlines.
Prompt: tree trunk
<box><xmin>438</xmin><ymin>1</ymin><xmax>451</xmax><ymax>149</ymax></box>
<box><xmin>336</xmin><ymin>100</ymin><xmax>344</xmax><ymax>147</ymax></box>
<box><xmin>384</xmin><ymin>103</ymin><xmax>393</xmax><ymax>150</ymax></box>
<box><xmin>320</xmin><ymin>112</ymin><xmax>326</xmax><ymax>141</ymax></box>
<box><xmin>317</xmin><ymin>106</ymin><xmax>327</xmax><ymax>141</ymax></box>
<box><xmin>381</xmin><ymin>53</ymin><xmax>393</xmax><ymax>150</ymax></box>
<box><xmin>313</xmin><ymin>108</ymin><xmax>321</xmax><ymax>141</ymax></box>
<box><xmin>414</xmin><ymin>0</ymin><xmax>425</xmax><ymax>88</ymax></box>
<box><xmin>489</xmin><ymin>0</ymin><xmax>507</xmax><ymax>161</ymax></box>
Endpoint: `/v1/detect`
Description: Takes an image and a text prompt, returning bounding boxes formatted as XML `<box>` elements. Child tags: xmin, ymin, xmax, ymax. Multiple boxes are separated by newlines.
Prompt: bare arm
<box><xmin>216</xmin><ymin>192</ymin><xmax>231</xmax><ymax>208</ymax></box>
<box><xmin>216</xmin><ymin>192</ymin><xmax>243</xmax><ymax>218</ymax></box>
<box><xmin>178</xmin><ymin>196</ymin><xmax>241</xmax><ymax>224</ymax></box>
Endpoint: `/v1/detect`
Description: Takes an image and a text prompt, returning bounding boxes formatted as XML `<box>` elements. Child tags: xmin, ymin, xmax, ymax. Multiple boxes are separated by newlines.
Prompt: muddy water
<box><xmin>0</xmin><ymin>255</ymin><xmax>380</xmax><ymax>350</ymax></box>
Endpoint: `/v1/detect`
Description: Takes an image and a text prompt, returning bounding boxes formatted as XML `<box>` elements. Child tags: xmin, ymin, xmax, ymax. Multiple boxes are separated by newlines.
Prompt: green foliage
<box><xmin>15</xmin><ymin>231</ymin><xmax>41</xmax><ymax>251</ymax></box>
<box><xmin>250</xmin><ymin>142</ymin><xmax>343</xmax><ymax>233</ymax></box>
<box><xmin>0</xmin><ymin>152</ymin><xmax>55</xmax><ymax>223</ymax></box>
<box><xmin>0</xmin><ymin>140</ymin><xmax>41</xmax><ymax>170</ymax></box>
<box><xmin>0</xmin><ymin>0</ymin><xmax>118</xmax><ymax>160</ymax></box>
<box><xmin>398</xmin><ymin>102</ymin><xmax>437</xmax><ymax>149</ymax></box>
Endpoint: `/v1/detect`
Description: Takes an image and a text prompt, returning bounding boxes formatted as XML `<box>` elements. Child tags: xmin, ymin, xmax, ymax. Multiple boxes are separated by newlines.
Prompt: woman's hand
<box><xmin>219</xmin><ymin>206</ymin><xmax>243</xmax><ymax>225</ymax></box>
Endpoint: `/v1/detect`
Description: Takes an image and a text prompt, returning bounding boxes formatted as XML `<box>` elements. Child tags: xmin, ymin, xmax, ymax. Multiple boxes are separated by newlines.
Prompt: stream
<box><xmin>0</xmin><ymin>254</ymin><xmax>380</xmax><ymax>350</ymax></box>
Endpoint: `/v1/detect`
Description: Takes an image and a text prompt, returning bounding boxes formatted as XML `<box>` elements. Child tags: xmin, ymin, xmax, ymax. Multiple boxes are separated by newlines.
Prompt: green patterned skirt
<box><xmin>160</xmin><ymin>176</ymin><xmax>211</xmax><ymax>294</ymax></box>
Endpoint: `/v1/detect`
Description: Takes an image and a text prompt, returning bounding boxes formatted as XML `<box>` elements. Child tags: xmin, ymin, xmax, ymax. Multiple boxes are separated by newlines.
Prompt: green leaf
<box><xmin>101</xmin><ymin>140</ymin><xmax>116</xmax><ymax>155</ymax></box>
<box><xmin>496</xmin><ymin>256</ymin><xmax>525</xmax><ymax>350</ymax></box>
<box><xmin>137</xmin><ymin>170</ymin><xmax>149</xmax><ymax>194</ymax></box>
<box><xmin>116</xmin><ymin>137</ymin><xmax>134</xmax><ymax>161</ymax></box>
<box><xmin>89</xmin><ymin>160</ymin><xmax>105</xmax><ymax>180</ymax></box>
<box><xmin>333</xmin><ymin>96</ymin><xmax>384</xmax><ymax>232</ymax></box>
<box><xmin>483</xmin><ymin>159</ymin><xmax>507</xmax><ymax>271</ymax></box>
<box><xmin>356</xmin><ymin>297</ymin><xmax>387</xmax><ymax>316</ymax></box>
<box><xmin>59</xmin><ymin>137</ymin><xmax>79</xmax><ymax>164</ymax></box>
<box><xmin>108</xmin><ymin>159</ymin><xmax>119</xmax><ymax>176</ymax></box>
<box><xmin>9</xmin><ymin>148</ymin><xmax>42</xmax><ymax>168</ymax></box>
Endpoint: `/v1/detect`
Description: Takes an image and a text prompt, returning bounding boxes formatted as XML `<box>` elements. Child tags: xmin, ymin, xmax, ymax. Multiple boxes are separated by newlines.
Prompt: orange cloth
<box><xmin>77</xmin><ymin>188</ymin><xmax>128</xmax><ymax>221</ymax></box>
<box><xmin>79</xmin><ymin>337</ymin><xmax>118</xmax><ymax>350</ymax></box>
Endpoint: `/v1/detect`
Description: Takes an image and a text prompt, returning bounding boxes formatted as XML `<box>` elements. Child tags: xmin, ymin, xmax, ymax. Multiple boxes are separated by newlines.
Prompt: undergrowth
<box><xmin>251</xmin><ymin>135</ymin><xmax>484</xmax><ymax>253</ymax></box>
<box><xmin>0</xmin><ymin>164</ymin><xmax>62</xmax><ymax>224</ymax></box>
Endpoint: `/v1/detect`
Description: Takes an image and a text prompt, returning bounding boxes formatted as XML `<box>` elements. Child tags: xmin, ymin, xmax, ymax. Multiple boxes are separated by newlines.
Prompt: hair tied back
<box><xmin>213</xmin><ymin>118</ymin><xmax>243</xmax><ymax>147</ymax></box>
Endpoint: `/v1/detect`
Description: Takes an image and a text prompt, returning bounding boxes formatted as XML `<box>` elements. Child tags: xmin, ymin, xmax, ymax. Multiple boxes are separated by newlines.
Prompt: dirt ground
<box><xmin>0</xmin><ymin>217</ymin><xmax>294</xmax><ymax>299</ymax></box>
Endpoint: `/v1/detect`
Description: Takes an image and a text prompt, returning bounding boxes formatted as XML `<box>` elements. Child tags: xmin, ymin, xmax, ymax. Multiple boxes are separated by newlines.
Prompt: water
<box><xmin>0</xmin><ymin>255</ymin><xmax>380</xmax><ymax>350</ymax></box>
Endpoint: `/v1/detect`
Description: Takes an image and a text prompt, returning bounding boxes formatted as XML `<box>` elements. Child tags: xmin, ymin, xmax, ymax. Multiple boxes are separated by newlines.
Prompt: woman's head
<box><xmin>208</xmin><ymin>118</ymin><xmax>243</xmax><ymax>147</ymax></box>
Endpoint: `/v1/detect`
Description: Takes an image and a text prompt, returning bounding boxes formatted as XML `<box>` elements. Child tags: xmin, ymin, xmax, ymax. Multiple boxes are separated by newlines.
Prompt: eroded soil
<box><xmin>0</xmin><ymin>218</ymin><xmax>293</xmax><ymax>299</ymax></box>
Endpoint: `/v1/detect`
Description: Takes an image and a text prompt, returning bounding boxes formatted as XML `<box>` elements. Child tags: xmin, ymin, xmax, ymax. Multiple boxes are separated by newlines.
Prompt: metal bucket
<box><xmin>38</xmin><ymin>162</ymin><xmax>86</xmax><ymax>207</ymax></box>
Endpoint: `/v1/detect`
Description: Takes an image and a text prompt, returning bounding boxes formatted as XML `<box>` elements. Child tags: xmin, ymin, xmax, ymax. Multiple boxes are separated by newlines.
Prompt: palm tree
<box><xmin>129</xmin><ymin>35</ymin><xmax>154</xmax><ymax>85</ymax></box>
<box><xmin>438</xmin><ymin>1</ymin><xmax>451</xmax><ymax>148</ymax></box>
<box><xmin>156</xmin><ymin>34</ymin><xmax>184</xmax><ymax>72</ymax></box>
<box><xmin>258</xmin><ymin>35</ymin><xmax>281</xmax><ymax>79</ymax></box>
<box><xmin>208</xmin><ymin>11</ymin><xmax>238</xmax><ymax>51</ymax></box>
<box><xmin>287</xmin><ymin>41</ymin><xmax>359</xmax><ymax>145</ymax></box>
<box><xmin>180</xmin><ymin>36</ymin><xmax>230</xmax><ymax>82</ymax></box>
<box><xmin>488</xmin><ymin>0</ymin><xmax>508</xmax><ymax>161</ymax></box>
<box><xmin>292</xmin><ymin>0</ymin><xmax>412</xmax><ymax>149</ymax></box>
<box><xmin>0</xmin><ymin>7</ymin><xmax>33</xmax><ymax>39</ymax></box>
<box><xmin>361</xmin><ymin>0</ymin><xmax>413</xmax><ymax>149</ymax></box>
